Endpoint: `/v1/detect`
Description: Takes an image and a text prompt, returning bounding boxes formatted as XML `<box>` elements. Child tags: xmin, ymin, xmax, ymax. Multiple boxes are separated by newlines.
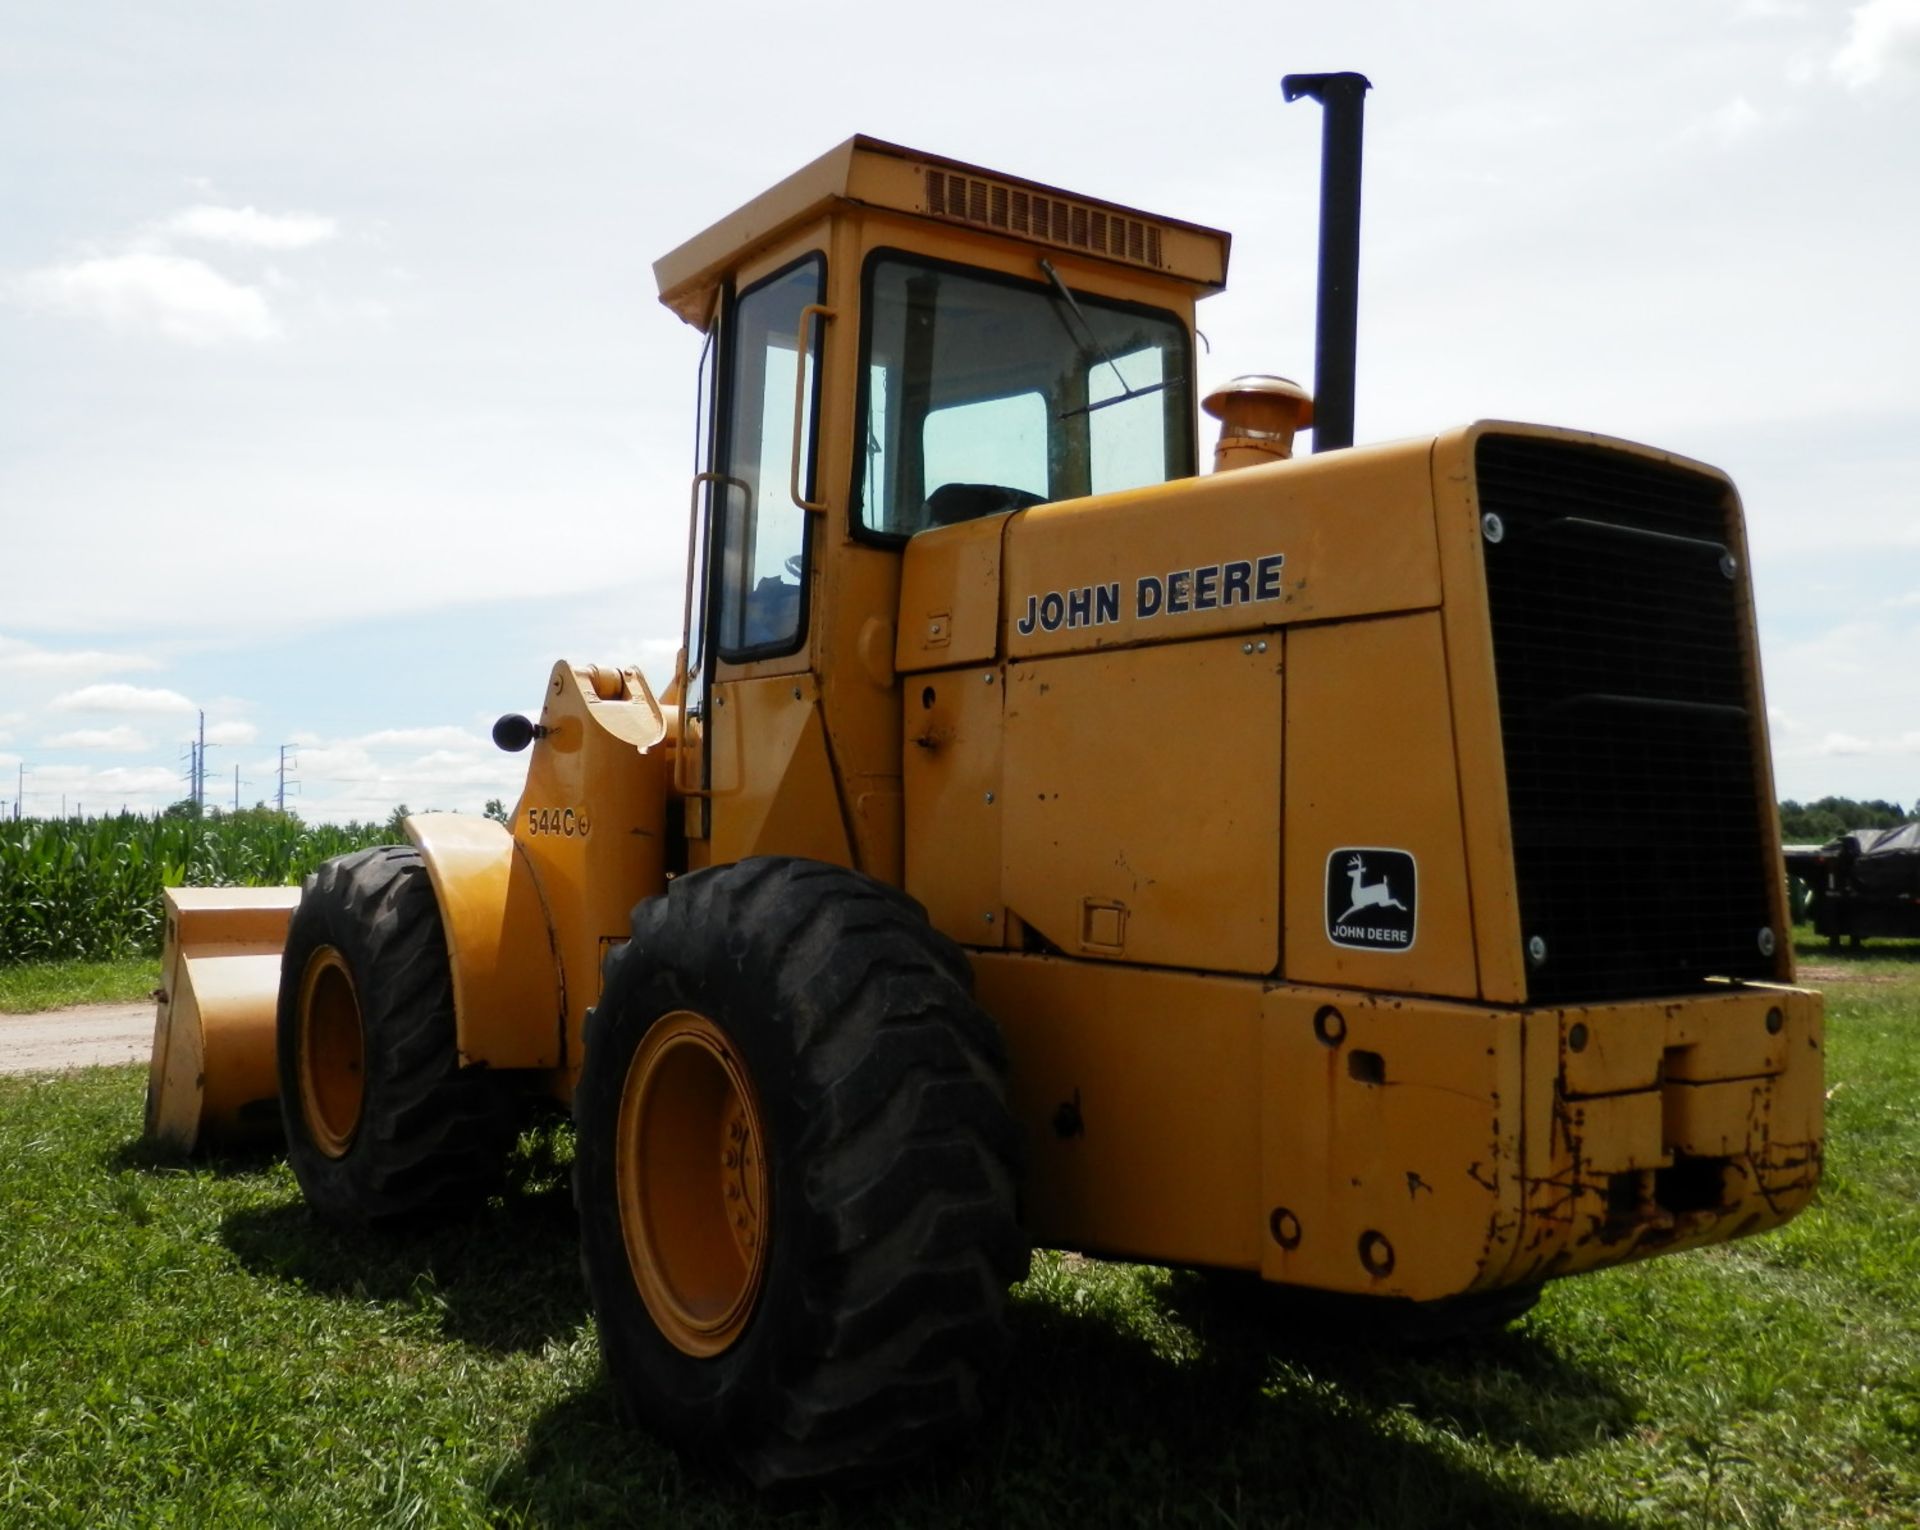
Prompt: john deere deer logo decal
<box><xmin>1325</xmin><ymin>848</ymin><xmax>1417</xmax><ymax>952</ymax></box>
<box><xmin>1336</xmin><ymin>854</ymin><xmax>1407</xmax><ymax>923</ymax></box>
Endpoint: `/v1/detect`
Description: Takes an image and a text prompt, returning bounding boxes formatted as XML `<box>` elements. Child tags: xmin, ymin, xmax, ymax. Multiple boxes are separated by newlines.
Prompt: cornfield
<box><xmin>0</xmin><ymin>810</ymin><xmax>391</xmax><ymax>963</ymax></box>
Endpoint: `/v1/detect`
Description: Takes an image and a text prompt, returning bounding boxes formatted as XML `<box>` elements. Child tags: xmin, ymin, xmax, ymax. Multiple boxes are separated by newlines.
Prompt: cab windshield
<box><xmin>854</xmin><ymin>253</ymin><xmax>1194</xmax><ymax>537</ymax></box>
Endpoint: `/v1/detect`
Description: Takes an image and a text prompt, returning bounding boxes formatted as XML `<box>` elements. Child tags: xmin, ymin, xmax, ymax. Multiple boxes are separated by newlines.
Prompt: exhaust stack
<box><xmin>1282</xmin><ymin>70</ymin><xmax>1372</xmax><ymax>452</ymax></box>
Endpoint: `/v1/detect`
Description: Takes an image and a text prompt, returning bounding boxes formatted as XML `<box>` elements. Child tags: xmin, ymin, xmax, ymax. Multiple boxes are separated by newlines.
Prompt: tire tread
<box><xmin>576</xmin><ymin>856</ymin><xmax>1027</xmax><ymax>1487</ymax></box>
<box><xmin>278</xmin><ymin>845</ymin><xmax>517</xmax><ymax>1225</ymax></box>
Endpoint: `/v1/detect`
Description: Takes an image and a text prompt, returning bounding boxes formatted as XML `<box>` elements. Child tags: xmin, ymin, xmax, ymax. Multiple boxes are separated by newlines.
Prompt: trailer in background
<box><xmin>1786</xmin><ymin>823</ymin><xmax>1920</xmax><ymax>948</ymax></box>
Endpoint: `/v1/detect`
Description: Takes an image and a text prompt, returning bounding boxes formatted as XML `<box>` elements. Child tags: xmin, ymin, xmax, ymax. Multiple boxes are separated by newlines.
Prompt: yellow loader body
<box><xmin>148</xmin><ymin>421</ymin><xmax>1825</xmax><ymax>1302</ymax></box>
<box><xmin>147</xmin><ymin>133</ymin><xmax>1821</xmax><ymax>1326</ymax></box>
<box><xmin>988</xmin><ymin>964</ymin><xmax>1820</xmax><ymax>1296</ymax></box>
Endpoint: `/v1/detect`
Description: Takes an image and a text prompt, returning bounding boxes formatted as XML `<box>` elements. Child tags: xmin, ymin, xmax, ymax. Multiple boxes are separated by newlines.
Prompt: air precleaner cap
<box><xmin>1202</xmin><ymin>374</ymin><xmax>1314</xmax><ymax>470</ymax></box>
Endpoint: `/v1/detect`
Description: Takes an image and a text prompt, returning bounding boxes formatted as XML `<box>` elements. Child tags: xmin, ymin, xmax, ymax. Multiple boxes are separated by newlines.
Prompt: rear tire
<box><xmin>574</xmin><ymin>856</ymin><xmax>1028</xmax><ymax>1488</ymax></box>
<box><xmin>276</xmin><ymin>845</ymin><xmax>517</xmax><ymax>1225</ymax></box>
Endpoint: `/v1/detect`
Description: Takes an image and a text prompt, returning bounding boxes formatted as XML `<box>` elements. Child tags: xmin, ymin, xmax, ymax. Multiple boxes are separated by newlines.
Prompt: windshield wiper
<box><xmin>1039</xmin><ymin>258</ymin><xmax>1132</xmax><ymax>400</ymax></box>
<box><xmin>1057</xmin><ymin>378</ymin><xmax>1179</xmax><ymax>419</ymax></box>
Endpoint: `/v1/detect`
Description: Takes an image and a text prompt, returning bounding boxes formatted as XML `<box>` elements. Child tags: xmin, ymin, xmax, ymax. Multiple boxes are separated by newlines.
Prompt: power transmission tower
<box><xmin>277</xmin><ymin>744</ymin><xmax>300</xmax><ymax>813</ymax></box>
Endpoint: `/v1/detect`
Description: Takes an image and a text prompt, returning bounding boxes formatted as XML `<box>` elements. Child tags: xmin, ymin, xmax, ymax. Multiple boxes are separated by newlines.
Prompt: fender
<box><xmin>406</xmin><ymin>814</ymin><xmax>564</xmax><ymax>1071</ymax></box>
<box><xmin>412</xmin><ymin>661</ymin><xmax>673</xmax><ymax>1083</ymax></box>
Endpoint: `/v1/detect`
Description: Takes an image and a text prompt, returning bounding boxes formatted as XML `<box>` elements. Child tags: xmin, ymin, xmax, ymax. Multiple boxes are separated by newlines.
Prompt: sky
<box><xmin>1</xmin><ymin>0</ymin><xmax>1916</xmax><ymax>823</ymax></box>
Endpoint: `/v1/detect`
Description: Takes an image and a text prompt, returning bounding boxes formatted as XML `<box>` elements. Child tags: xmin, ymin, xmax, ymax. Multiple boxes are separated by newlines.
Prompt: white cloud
<box><xmin>1802</xmin><ymin>728</ymin><xmax>1920</xmax><ymax>757</ymax></box>
<box><xmin>352</xmin><ymin>726</ymin><xmax>491</xmax><ymax>752</ymax></box>
<box><xmin>281</xmin><ymin>724</ymin><xmax>527</xmax><ymax>823</ymax></box>
<box><xmin>51</xmin><ymin>683</ymin><xmax>196</xmax><ymax>715</ymax></box>
<box><xmin>162</xmin><ymin>204</ymin><xmax>338</xmax><ymax>250</ymax></box>
<box><xmin>0</xmin><ymin>636</ymin><xmax>159</xmax><ymax>675</ymax></box>
<box><xmin>14</xmin><ymin>251</ymin><xmax>281</xmax><ymax>345</ymax></box>
<box><xmin>1703</xmin><ymin>96</ymin><xmax>1763</xmax><ymax>145</ymax></box>
<box><xmin>1833</xmin><ymin>0</ymin><xmax>1920</xmax><ymax>87</ymax></box>
<box><xmin>204</xmin><ymin>720</ymin><xmax>259</xmax><ymax>746</ymax></box>
<box><xmin>1765</xmin><ymin>608</ymin><xmax>1920</xmax><ymax>797</ymax></box>
<box><xmin>89</xmin><ymin>766</ymin><xmax>184</xmax><ymax>795</ymax></box>
<box><xmin>26</xmin><ymin>764</ymin><xmax>184</xmax><ymax>801</ymax></box>
<box><xmin>41</xmin><ymin>726</ymin><xmax>152</xmax><ymax>751</ymax></box>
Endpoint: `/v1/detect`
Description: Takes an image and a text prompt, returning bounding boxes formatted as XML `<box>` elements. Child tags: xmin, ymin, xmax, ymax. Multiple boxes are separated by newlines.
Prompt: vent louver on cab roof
<box><xmin>654</xmin><ymin>136</ymin><xmax>1227</xmax><ymax>329</ymax></box>
<box><xmin>923</xmin><ymin>168</ymin><xmax>1166</xmax><ymax>270</ymax></box>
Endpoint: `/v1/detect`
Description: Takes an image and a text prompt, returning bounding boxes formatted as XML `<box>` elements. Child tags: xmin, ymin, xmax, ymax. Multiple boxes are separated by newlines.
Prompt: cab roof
<box><xmin>653</xmin><ymin>134</ymin><xmax>1231</xmax><ymax>329</ymax></box>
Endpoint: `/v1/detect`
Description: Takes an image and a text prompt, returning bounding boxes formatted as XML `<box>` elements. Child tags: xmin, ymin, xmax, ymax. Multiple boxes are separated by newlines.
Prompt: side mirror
<box><xmin>492</xmin><ymin>714</ymin><xmax>546</xmax><ymax>753</ymax></box>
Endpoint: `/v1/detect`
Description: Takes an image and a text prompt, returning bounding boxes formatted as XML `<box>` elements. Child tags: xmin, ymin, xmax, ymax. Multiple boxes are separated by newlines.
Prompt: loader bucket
<box><xmin>145</xmin><ymin>885</ymin><xmax>301</xmax><ymax>1153</ymax></box>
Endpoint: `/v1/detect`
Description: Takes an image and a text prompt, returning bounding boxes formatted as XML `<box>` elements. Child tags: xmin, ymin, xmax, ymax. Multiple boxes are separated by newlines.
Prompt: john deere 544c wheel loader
<box><xmin>146</xmin><ymin>102</ymin><xmax>1823</xmax><ymax>1487</ymax></box>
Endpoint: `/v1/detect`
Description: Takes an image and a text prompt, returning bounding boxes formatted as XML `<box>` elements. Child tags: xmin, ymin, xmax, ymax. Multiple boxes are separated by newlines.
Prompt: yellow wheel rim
<box><xmin>297</xmin><ymin>947</ymin><xmax>365</xmax><ymax>1159</ymax></box>
<box><xmin>615</xmin><ymin>1011</ymin><xmax>770</xmax><ymax>1358</ymax></box>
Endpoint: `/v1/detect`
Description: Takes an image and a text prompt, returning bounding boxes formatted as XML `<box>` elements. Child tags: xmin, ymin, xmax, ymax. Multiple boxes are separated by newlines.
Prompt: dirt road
<box><xmin>0</xmin><ymin>1003</ymin><xmax>153</xmax><ymax>1075</ymax></box>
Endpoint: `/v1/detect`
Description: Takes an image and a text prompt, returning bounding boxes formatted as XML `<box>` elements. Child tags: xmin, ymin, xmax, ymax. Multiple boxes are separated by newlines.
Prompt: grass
<box><xmin>0</xmin><ymin>956</ymin><xmax>161</xmax><ymax>1014</ymax></box>
<box><xmin>1</xmin><ymin>941</ymin><xmax>1916</xmax><ymax>1526</ymax></box>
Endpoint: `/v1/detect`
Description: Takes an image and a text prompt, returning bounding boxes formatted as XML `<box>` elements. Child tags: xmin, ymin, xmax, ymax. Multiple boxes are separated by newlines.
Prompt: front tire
<box><xmin>574</xmin><ymin>857</ymin><xmax>1028</xmax><ymax>1488</ymax></box>
<box><xmin>276</xmin><ymin>846</ymin><xmax>517</xmax><ymax>1225</ymax></box>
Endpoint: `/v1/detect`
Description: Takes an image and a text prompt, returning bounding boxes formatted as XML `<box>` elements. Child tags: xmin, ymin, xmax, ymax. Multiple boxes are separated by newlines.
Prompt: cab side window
<box><xmin>715</xmin><ymin>256</ymin><xmax>824</xmax><ymax>657</ymax></box>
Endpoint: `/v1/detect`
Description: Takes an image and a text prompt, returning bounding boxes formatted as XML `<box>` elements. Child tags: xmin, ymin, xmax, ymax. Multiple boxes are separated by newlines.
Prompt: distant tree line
<box><xmin>1779</xmin><ymin>796</ymin><xmax>1911</xmax><ymax>846</ymax></box>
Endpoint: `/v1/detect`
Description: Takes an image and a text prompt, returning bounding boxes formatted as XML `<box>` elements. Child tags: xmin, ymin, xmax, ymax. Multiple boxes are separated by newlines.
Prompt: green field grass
<box><xmin>0</xmin><ymin>810</ymin><xmax>389</xmax><ymax>964</ymax></box>
<box><xmin>2</xmin><ymin>945</ymin><xmax>1916</xmax><ymax>1526</ymax></box>
<box><xmin>0</xmin><ymin>956</ymin><xmax>161</xmax><ymax>1014</ymax></box>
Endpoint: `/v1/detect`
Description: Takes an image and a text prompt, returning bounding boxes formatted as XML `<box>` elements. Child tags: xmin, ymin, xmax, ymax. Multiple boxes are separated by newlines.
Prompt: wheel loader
<box><xmin>145</xmin><ymin>85</ymin><xmax>1824</xmax><ymax>1487</ymax></box>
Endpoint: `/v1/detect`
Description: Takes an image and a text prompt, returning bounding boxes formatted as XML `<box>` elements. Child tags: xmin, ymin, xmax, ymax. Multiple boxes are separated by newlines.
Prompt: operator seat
<box><xmin>924</xmin><ymin>482</ymin><xmax>1047</xmax><ymax>527</ymax></box>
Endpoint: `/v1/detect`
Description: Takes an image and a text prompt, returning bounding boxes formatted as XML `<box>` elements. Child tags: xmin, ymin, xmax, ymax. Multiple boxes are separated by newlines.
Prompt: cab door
<box><xmin>681</xmin><ymin>253</ymin><xmax>830</xmax><ymax>854</ymax></box>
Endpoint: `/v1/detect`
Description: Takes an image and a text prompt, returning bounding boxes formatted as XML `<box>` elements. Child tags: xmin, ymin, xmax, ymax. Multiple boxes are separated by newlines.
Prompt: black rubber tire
<box><xmin>276</xmin><ymin>845</ymin><xmax>518</xmax><ymax>1226</ymax></box>
<box><xmin>574</xmin><ymin>856</ymin><xmax>1029</xmax><ymax>1488</ymax></box>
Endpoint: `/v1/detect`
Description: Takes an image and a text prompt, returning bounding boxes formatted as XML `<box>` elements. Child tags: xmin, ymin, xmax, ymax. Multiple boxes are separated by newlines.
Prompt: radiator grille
<box><xmin>1476</xmin><ymin>435</ymin><xmax>1775</xmax><ymax>1003</ymax></box>
<box><xmin>923</xmin><ymin>169</ymin><xmax>1165</xmax><ymax>269</ymax></box>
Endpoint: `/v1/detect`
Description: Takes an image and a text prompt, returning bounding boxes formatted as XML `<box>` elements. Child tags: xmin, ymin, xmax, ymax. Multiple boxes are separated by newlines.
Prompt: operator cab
<box><xmin>652</xmin><ymin>136</ymin><xmax>1229</xmax><ymax>867</ymax></box>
